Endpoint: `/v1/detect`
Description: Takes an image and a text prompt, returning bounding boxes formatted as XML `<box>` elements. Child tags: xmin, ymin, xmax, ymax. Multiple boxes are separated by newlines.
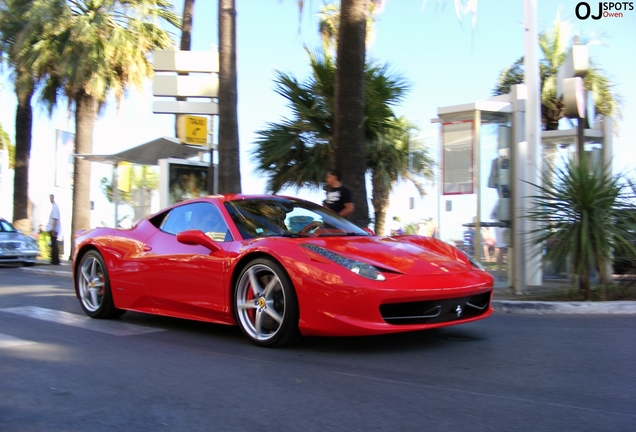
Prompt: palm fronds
<box><xmin>526</xmin><ymin>158</ymin><xmax>636</xmax><ymax>299</ymax></box>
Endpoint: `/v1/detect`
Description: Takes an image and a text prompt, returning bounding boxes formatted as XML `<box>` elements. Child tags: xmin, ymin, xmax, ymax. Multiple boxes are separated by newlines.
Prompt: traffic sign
<box><xmin>179</xmin><ymin>115</ymin><xmax>208</xmax><ymax>146</ymax></box>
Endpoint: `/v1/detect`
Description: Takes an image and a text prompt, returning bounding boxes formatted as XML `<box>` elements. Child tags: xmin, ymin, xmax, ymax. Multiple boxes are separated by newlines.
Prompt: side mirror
<box><xmin>362</xmin><ymin>227</ymin><xmax>375</xmax><ymax>235</ymax></box>
<box><xmin>176</xmin><ymin>229</ymin><xmax>222</xmax><ymax>252</ymax></box>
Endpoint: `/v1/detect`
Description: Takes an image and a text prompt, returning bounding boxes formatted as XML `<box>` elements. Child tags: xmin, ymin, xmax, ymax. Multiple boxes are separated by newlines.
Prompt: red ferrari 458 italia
<box><xmin>73</xmin><ymin>195</ymin><xmax>493</xmax><ymax>347</ymax></box>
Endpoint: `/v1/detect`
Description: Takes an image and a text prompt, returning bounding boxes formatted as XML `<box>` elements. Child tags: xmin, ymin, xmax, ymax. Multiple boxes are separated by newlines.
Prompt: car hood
<box><xmin>0</xmin><ymin>232</ymin><xmax>31</xmax><ymax>243</ymax></box>
<box><xmin>303</xmin><ymin>235</ymin><xmax>473</xmax><ymax>276</ymax></box>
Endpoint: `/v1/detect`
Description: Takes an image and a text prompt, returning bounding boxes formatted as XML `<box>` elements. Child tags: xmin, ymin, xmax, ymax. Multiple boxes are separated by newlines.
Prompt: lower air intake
<box><xmin>380</xmin><ymin>292</ymin><xmax>491</xmax><ymax>325</ymax></box>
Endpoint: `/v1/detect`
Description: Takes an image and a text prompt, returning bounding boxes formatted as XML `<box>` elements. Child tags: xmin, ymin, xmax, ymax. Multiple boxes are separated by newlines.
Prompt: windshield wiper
<box><xmin>316</xmin><ymin>232</ymin><xmax>368</xmax><ymax>237</ymax></box>
<box><xmin>275</xmin><ymin>232</ymin><xmax>310</xmax><ymax>238</ymax></box>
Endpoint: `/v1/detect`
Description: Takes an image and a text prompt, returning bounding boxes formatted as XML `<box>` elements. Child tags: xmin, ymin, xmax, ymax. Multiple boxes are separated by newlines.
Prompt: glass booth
<box><xmin>435</xmin><ymin>101</ymin><xmax>513</xmax><ymax>287</ymax></box>
<box><xmin>435</xmin><ymin>93</ymin><xmax>611</xmax><ymax>291</ymax></box>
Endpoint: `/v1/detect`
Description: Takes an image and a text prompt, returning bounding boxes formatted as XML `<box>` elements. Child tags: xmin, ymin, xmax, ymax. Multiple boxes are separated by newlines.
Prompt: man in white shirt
<box><xmin>389</xmin><ymin>216</ymin><xmax>404</xmax><ymax>236</ymax></box>
<box><xmin>46</xmin><ymin>194</ymin><xmax>61</xmax><ymax>265</ymax></box>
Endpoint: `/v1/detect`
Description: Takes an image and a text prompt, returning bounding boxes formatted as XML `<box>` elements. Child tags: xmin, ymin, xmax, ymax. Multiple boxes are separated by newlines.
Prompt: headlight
<box><xmin>301</xmin><ymin>244</ymin><xmax>386</xmax><ymax>281</ymax></box>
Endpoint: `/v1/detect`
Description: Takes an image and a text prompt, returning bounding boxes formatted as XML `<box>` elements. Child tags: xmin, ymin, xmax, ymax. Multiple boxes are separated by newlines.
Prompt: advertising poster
<box><xmin>442</xmin><ymin>121</ymin><xmax>474</xmax><ymax>195</ymax></box>
<box><xmin>167</xmin><ymin>163</ymin><xmax>209</xmax><ymax>206</ymax></box>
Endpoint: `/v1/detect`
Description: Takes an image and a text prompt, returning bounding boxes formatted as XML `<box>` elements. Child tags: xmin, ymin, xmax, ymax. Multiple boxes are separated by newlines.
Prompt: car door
<box><xmin>140</xmin><ymin>202</ymin><xmax>233</xmax><ymax>320</ymax></box>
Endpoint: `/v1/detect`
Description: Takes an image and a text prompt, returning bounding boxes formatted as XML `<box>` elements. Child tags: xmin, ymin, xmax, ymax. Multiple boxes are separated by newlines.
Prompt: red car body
<box><xmin>73</xmin><ymin>195</ymin><xmax>493</xmax><ymax>346</ymax></box>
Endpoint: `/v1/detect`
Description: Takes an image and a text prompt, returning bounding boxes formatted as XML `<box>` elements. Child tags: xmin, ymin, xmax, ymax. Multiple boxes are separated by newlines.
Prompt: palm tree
<box><xmin>368</xmin><ymin>117</ymin><xmax>433</xmax><ymax>234</ymax></box>
<box><xmin>332</xmin><ymin>0</ymin><xmax>370</xmax><ymax>227</ymax></box>
<box><xmin>0</xmin><ymin>0</ymin><xmax>36</xmax><ymax>234</ymax></box>
<box><xmin>12</xmin><ymin>0</ymin><xmax>179</xmax><ymax>239</ymax></box>
<box><xmin>217</xmin><ymin>0</ymin><xmax>241</xmax><ymax>193</ymax></box>
<box><xmin>310</xmin><ymin>0</ymin><xmax>478</xmax><ymax>227</ymax></box>
<box><xmin>493</xmin><ymin>11</ymin><xmax>621</xmax><ymax>130</ymax></box>
<box><xmin>252</xmin><ymin>53</ymin><xmax>337</xmax><ymax>194</ymax></box>
<box><xmin>318</xmin><ymin>2</ymin><xmax>340</xmax><ymax>54</ymax></box>
<box><xmin>318</xmin><ymin>0</ymin><xmax>380</xmax><ymax>56</ymax></box>
<box><xmin>0</xmin><ymin>123</ymin><xmax>15</xmax><ymax>168</ymax></box>
<box><xmin>252</xmin><ymin>52</ymin><xmax>433</xmax><ymax>234</ymax></box>
<box><xmin>180</xmin><ymin>0</ymin><xmax>195</xmax><ymax>51</ymax></box>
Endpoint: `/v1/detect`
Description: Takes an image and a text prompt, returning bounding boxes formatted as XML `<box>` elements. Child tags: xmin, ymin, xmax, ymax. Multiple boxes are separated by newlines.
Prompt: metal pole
<box><xmin>474</xmin><ymin>110</ymin><xmax>482</xmax><ymax>262</ymax></box>
<box><xmin>511</xmin><ymin>85</ymin><xmax>526</xmax><ymax>295</ymax></box>
<box><xmin>113</xmin><ymin>163</ymin><xmax>119</xmax><ymax>227</ymax></box>
<box><xmin>577</xmin><ymin>115</ymin><xmax>585</xmax><ymax>162</ymax></box>
<box><xmin>208</xmin><ymin>115</ymin><xmax>216</xmax><ymax>195</ymax></box>
<box><xmin>524</xmin><ymin>0</ymin><xmax>542</xmax><ymax>288</ymax></box>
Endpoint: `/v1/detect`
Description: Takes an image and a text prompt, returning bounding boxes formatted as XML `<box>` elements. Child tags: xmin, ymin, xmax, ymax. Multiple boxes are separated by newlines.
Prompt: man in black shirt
<box><xmin>323</xmin><ymin>169</ymin><xmax>354</xmax><ymax>218</ymax></box>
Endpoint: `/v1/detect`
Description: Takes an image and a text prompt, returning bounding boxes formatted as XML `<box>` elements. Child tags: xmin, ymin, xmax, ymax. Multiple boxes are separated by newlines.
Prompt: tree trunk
<box><xmin>71</xmin><ymin>93</ymin><xmax>98</xmax><ymax>246</ymax></box>
<box><xmin>370</xmin><ymin>170</ymin><xmax>390</xmax><ymax>235</ymax></box>
<box><xmin>542</xmin><ymin>104</ymin><xmax>562</xmax><ymax>131</ymax></box>
<box><xmin>180</xmin><ymin>0</ymin><xmax>195</xmax><ymax>51</ymax></box>
<box><xmin>11</xmin><ymin>83</ymin><xmax>34</xmax><ymax>234</ymax></box>
<box><xmin>333</xmin><ymin>0</ymin><xmax>369</xmax><ymax>228</ymax></box>
<box><xmin>599</xmin><ymin>258</ymin><xmax>609</xmax><ymax>301</ymax></box>
<box><xmin>581</xmin><ymin>271</ymin><xmax>591</xmax><ymax>300</ymax></box>
<box><xmin>217</xmin><ymin>0</ymin><xmax>241</xmax><ymax>193</ymax></box>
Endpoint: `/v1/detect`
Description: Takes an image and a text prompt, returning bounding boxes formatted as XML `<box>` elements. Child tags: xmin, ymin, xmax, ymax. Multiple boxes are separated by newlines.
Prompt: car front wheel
<box><xmin>234</xmin><ymin>258</ymin><xmax>300</xmax><ymax>347</ymax></box>
<box><xmin>76</xmin><ymin>250</ymin><xmax>124</xmax><ymax>319</ymax></box>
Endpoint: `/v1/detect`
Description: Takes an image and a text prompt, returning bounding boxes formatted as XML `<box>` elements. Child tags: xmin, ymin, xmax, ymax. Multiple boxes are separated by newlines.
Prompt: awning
<box><xmin>74</xmin><ymin>136</ymin><xmax>205</xmax><ymax>165</ymax></box>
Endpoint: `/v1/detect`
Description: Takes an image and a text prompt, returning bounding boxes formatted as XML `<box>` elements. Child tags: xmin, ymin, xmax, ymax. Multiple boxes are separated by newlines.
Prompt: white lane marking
<box><xmin>0</xmin><ymin>306</ymin><xmax>165</xmax><ymax>336</ymax></box>
<box><xmin>0</xmin><ymin>332</ymin><xmax>36</xmax><ymax>348</ymax></box>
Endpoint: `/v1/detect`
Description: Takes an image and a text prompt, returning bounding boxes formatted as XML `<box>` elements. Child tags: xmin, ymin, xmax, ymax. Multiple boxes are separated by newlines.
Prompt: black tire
<box><xmin>234</xmin><ymin>257</ymin><xmax>300</xmax><ymax>347</ymax></box>
<box><xmin>76</xmin><ymin>250</ymin><xmax>124</xmax><ymax>319</ymax></box>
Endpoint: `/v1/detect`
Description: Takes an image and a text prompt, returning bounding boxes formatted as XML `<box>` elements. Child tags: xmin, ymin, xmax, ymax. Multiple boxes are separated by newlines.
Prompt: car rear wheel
<box><xmin>234</xmin><ymin>257</ymin><xmax>300</xmax><ymax>347</ymax></box>
<box><xmin>76</xmin><ymin>250</ymin><xmax>124</xmax><ymax>319</ymax></box>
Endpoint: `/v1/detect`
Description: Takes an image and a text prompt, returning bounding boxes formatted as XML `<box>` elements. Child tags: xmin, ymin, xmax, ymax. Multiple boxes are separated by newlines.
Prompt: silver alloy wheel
<box><xmin>236</xmin><ymin>263</ymin><xmax>286</xmax><ymax>342</ymax></box>
<box><xmin>78</xmin><ymin>254</ymin><xmax>106</xmax><ymax>313</ymax></box>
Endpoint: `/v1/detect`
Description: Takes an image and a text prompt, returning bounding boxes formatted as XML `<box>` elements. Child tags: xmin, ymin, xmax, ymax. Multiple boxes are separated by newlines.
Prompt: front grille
<box><xmin>380</xmin><ymin>292</ymin><xmax>491</xmax><ymax>325</ymax></box>
<box><xmin>0</xmin><ymin>242</ymin><xmax>21</xmax><ymax>251</ymax></box>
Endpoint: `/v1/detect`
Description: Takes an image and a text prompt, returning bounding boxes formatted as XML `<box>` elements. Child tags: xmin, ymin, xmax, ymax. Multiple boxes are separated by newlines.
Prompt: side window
<box><xmin>161</xmin><ymin>202</ymin><xmax>232</xmax><ymax>242</ymax></box>
<box><xmin>160</xmin><ymin>205</ymin><xmax>192</xmax><ymax>235</ymax></box>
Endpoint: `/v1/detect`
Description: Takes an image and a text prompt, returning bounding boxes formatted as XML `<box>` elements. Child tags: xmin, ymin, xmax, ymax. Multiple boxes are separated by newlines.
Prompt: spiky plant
<box><xmin>526</xmin><ymin>158</ymin><xmax>636</xmax><ymax>300</ymax></box>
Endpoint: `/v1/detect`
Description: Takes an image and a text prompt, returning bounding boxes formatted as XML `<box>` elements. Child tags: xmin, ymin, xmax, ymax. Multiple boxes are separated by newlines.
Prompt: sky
<box><xmin>0</xmin><ymin>0</ymin><xmax>635</xmax><ymax>236</ymax></box>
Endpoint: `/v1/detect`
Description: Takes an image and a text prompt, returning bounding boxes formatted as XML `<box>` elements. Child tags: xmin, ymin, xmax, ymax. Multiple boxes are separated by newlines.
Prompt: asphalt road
<box><xmin>1</xmin><ymin>267</ymin><xmax>635</xmax><ymax>431</ymax></box>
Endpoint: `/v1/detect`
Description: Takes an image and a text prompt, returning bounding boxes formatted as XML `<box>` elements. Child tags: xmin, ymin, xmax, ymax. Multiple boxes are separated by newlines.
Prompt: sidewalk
<box><xmin>17</xmin><ymin>260</ymin><xmax>636</xmax><ymax>315</ymax></box>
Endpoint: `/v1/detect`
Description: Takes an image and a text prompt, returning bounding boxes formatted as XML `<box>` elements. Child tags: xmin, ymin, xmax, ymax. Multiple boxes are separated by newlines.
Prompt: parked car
<box><xmin>0</xmin><ymin>218</ymin><xmax>39</xmax><ymax>266</ymax></box>
<box><xmin>73</xmin><ymin>195</ymin><xmax>494</xmax><ymax>347</ymax></box>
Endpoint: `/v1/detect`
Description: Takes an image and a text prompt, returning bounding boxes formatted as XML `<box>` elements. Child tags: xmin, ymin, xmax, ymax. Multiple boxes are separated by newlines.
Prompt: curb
<box><xmin>21</xmin><ymin>267</ymin><xmax>73</xmax><ymax>278</ymax></box>
<box><xmin>492</xmin><ymin>300</ymin><xmax>636</xmax><ymax>315</ymax></box>
<box><xmin>19</xmin><ymin>267</ymin><xmax>636</xmax><ymax>315</ymax></box>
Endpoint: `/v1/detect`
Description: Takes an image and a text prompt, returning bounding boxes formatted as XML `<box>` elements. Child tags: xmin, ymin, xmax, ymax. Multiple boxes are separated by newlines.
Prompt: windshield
<box><xmin>224</xmin><ymin>197</ymin><xmax>370</xmax><ymax>239</ymax></box>
<box><xmin>0</xmin><ymin>219</ymin><xmax>17</xmax><ymax>233</ymax></box>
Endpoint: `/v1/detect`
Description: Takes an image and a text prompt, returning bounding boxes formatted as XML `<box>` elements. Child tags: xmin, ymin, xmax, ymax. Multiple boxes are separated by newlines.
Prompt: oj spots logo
<box><xmin>575</xmin><ymin>2</ymin><xmax>634</xmax><ymax>19</ymax></box>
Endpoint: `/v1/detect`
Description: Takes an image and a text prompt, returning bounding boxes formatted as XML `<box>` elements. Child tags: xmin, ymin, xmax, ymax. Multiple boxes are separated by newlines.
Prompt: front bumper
<box><xmin>0</xmin><ymin>244</ymin><xmax>39</xmax><ymax>264</ymax></box>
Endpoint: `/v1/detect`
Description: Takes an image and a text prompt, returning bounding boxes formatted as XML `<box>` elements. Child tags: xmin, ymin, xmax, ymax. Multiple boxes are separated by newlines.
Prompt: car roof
<box><xmin>147</xmin><ymin>194</ymin><xmax>304</xmax><ymax>217</ymax></box>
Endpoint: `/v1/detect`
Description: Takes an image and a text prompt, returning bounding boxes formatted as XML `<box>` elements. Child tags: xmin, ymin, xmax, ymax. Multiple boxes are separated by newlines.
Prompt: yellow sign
<box><xmin>117</xmin><ymin>162</ymin><xmax>131</xmax><ymax>193</ymax></box>
<box><xmin>182</xmin><ymin>115</ymin><xmax>208</xmax><ymax>145</ymax></box>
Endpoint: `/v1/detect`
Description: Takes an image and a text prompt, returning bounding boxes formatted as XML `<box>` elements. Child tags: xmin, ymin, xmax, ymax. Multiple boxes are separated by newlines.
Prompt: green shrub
<box><xmin>37</xmin><ymin>231</ymin><xmax>51</xmax><ymax>261</ymax></box>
